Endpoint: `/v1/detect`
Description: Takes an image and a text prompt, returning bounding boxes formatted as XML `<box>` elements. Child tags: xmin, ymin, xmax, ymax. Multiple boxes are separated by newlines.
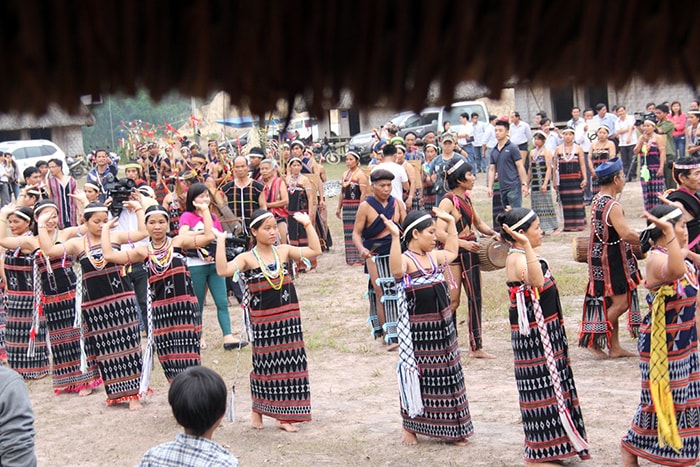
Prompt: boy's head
<box><xmin>168</xmin><ymin>366</ymin><xmax>227</xmax><ymax>437</ymax></box>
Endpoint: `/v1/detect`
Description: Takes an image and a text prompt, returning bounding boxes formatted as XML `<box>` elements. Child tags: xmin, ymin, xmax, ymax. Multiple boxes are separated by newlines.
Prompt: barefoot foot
<box><xmin>586</xmin><ymin>347</ymin><xmax>609</xmax><ymax>360</ymax></box>
<box><xmin>129</xmin><ymin>399</ymin><xmax>142</xmax><ymax>411</ymax></box>
<box><xmin>468</xmin><ymin>349</ymin><xmax>496</xmax><ymax>359</ymax></box>
<box><xmin>275</xmin><ymin>420</ymin><xmax>299</xmax><ymax>432</ymax></box>
<box><xmin>387</xmin><ymin>343</ymin><xmax>399</xmax><ymax>352</ymax></box>
<box><xmin>451</xmin><ymin>438</ymin><xmax>469</xmax><ymax>446</ymax></box>
<box><xmin>401</xmin><ymin>428</ymin><xmax>419</xmax><ymax>445</ymax></box>
<box><xmin>609</xmin><ymin>348</ymin><xmax>636</xmax><ymax>358</ymax></box>
<box><xmin>251</xmin><ymin>411</ymin><xmax>264</xmax><ymax>430</ymax></box>
<box><xmin>78</xmin><ymin>387</ymin><xmax>93</xmax><ymax>397</ymax></box>
<box><xmin>621</xmin><ymin>444</ymin><xmax>639</xmax><ymax>466</ymax></box>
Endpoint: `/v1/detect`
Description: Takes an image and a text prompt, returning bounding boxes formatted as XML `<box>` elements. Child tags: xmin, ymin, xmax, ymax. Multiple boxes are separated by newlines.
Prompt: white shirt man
<box><xmin>370</xmin><ymin>144</ymin><xmax>409</xmax><ymax>206</ymax></box>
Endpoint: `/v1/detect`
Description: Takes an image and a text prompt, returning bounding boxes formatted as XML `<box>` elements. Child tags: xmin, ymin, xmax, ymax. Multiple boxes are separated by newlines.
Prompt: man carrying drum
<box><xmin>436</xmin><ymin>158</ymin><xmax>499</xmax><ymax>358</ymax></box>
<box><xmin>579</xmin><ymin>157</ymin><xmax>642</xmax><ymax>359</ymax></box>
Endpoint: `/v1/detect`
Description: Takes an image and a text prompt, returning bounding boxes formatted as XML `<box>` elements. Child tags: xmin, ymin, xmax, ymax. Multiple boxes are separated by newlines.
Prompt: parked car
<box><xmin>437</xmin><ymin>101</ymin><xmax>490</xmax><ymax>133</ymax></box>
<box><xmin>0</xmin><ymin>139</ymin><xmax>67</xmax><ymax>181</ymax></box>
<box><xmin>399</xmin><ymin>107</ymin><xmax>440</xmax><ymax>139</ymax></box>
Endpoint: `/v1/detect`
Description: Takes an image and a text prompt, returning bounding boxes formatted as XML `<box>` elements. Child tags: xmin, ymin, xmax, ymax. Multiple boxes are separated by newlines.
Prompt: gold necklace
<box><xmin>252</xmin><ymin>246</ymin><xmax>284</xmax><ymax>290</ymax></box>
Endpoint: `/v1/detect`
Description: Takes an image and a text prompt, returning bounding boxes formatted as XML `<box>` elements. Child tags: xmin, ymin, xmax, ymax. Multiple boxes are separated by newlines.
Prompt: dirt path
<box><xmin>28</xmin><ymin>180</ymin><xmax>661</xmax><ymax>466</ymax></box>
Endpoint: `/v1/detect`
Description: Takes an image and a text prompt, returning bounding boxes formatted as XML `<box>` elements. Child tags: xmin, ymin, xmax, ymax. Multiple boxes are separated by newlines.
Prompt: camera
<box><xmin>203</xmin><ymin>233</ymin><xmax>247</xmax><ymax>261</ymax></box>
<box><xmin>634</xmin><ymin>111</ymin><xmax>657</xmax><ymax>127</ymax></box>
<box><xmin>108</xmin><ymin>177</ymin><xmax>136</xmax><ymax>215</ymax></box>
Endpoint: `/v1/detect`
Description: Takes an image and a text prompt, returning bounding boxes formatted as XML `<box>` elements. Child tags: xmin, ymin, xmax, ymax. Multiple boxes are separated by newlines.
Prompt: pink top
<box><xmin>670</xmin><ymin>113</ymin><xmax>687</xmax><ymax>137</ymax></box>
<box><xmin>179</xmin><ymin>211</ymin><xmax>223</xmax><ymax>232</ymax></box>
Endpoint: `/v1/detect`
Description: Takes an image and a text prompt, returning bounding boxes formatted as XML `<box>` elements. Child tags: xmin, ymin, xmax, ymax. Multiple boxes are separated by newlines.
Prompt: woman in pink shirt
<box><xmin>670</xmin><ymin>101</ymin><xmax>687</xmax><ymax>157</ymax></box>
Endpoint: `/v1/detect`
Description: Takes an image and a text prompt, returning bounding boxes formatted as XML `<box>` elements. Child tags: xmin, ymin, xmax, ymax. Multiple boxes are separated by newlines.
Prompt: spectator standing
<box><xmin>670</xmin><ymin>101</ymin><xmax>687</xmax><ymax>157</ymax></box>
<box><xmin>45</xmin><ymin>158</ymin><xmax>78</xmax><ymax>228</ymax></box>
<box><xmin>615</xmin><ymin>106</ymin><xmax>638</xmax><ymax>181</ymax></box>
<box><xmin>487</xmin><ymin>120</ymin><xmax>529</xmax><ymax>209</ymax></box>
<box><xmin>687</xmin><ymin>110</ymin><xmax>700</xmax><ymax>156</ymax></box>
<box><xmin>0</xmin><ymin>366</ymin><xmax>36</xmax><ymax>467</ymax></box>
<box><xmin>471</xmin><ymin>113</ymin><xmax>487</xmax><ymax>174</ymax></box>
<box><xmin>509</xmin><ymin>111</ymin><xmax>532</xmax><ymax>166</ymax></box>
<box><xmin>655</xmin><ymin>103</ymin><xmax>677</xmax><ymax>189</ymax></box>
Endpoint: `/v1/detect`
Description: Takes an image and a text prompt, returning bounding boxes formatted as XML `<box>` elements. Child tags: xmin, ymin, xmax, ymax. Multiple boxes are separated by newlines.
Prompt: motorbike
<box><xmin>66</xmin><ymin>154</ymin><xmax>91</xmax><ymax>178</ymax></box>
<box><xmin>312</xmin><ymin>137</ymin><xmax>340</xmax><ymax>165</ymax></box>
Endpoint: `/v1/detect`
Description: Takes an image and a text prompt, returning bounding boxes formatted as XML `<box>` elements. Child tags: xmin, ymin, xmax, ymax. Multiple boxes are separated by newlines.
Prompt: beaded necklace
<box><xmin>252</xmin><ymin>245</ymin><xmax>284</xmax><ymax>290</ymax></box>
<box><xmin>405</xmin><ymin>249</ymin><xmax>437</xmax><ymax>276</ymax></box>
<box><xmin>148</xmin><ymin>237</ymin><xmax>173</xmax><ymax>276</ymax></box>
<box><xmin>84</xmin><ymin>235</ymin><xmax>107</xmax><ymax>270</ymax></box>
<box><xmin>560</xmin><ymin>143</ymin><xmax>576</xmax><ymax>162</ymax></box>
<box><xmin>342</xmin><ymin>169</ymin><xmax>357</xmax><ymax>188</ymax></box>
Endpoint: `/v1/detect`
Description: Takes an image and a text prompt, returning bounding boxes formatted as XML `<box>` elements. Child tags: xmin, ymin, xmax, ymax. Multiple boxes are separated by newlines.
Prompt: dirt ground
<box><xmin>26</xmin><ymin>178</ymin><xmax>666</xmax><ymax>466</ymax></box>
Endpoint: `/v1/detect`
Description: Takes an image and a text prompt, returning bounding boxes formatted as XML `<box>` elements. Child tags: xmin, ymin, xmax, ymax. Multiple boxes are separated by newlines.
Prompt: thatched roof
<box><xmin>2</xmin><ymin>0</ymin><xmax>698</xmax><ymax>117</ymax></box>
<box><xmin>0</xmin><ymin>104</ymin><xmax>95</xmax><ymax>131</ymax></box>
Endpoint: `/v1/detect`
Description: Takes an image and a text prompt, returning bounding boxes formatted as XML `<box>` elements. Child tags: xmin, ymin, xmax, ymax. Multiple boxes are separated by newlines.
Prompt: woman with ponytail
<box><xmin>384</xmin><ymin>208</ymin><xmax>473</xmax><ymax>446</ymax></box>
<box><xmin>500</xmin><ymin>208</ymin><xmax>590</xmax><ymax>464</ymax></box>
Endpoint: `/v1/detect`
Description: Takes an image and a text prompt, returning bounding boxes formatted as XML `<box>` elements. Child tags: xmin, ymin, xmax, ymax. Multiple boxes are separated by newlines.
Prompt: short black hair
<box><xmin>23</xmin><ymin>166</ymin><xmax>39</xmax><ymax>180</ymax></box>
<box><xmin>460</xmin><ymin>112</ymin><xmax>469</xmax><ymax>119</ymax></box>
<box><xmin>48</xmin><ymin>158</ymin><xmax>63</xmax><ymax>168</ymax></box>
<box><xmin>595</xmin><ymin>103</ymin><xmax>606</xmax><ymax>112</ymax></box>
<box><xmin>168</xmin><ymin>366</ymin><xmax>227</xmax><ymax>436</ymax></box>
<box><xmin>495</xmin><ymin>120</ymin><xmax>509</xmax><ymax>130</ymax></box>
<box><xmin>512</xmin><ymin>111</ymin><xmax>520</xmax><ymax>118</ymax></box>
<box><xmin>656</xmin><ymin>103</ymin><xmax>670</xmax><ymax>114</ymax></box>
<box><xmin>445</xmin><ymin>158</ymin><xmax>473</xmax><ymax>190</ymax></box>
<box><xmin>470</xmin><ymin>112</ymin><xmax>479</xmax><ymax>119</ymax></box>
<box><xmin>381</xmin><ymin>144</ymin><xmax>397</xmax><ymax>157</ymax></box>
<box><xmin>35</xmin><ymin>160</ymin><xmax>48</xmax><ymax>168</ymax></box>
<box><xmin>489</xmin><ymin>114</ymin><xmax>497</xmax><ymax>122</ymax></box>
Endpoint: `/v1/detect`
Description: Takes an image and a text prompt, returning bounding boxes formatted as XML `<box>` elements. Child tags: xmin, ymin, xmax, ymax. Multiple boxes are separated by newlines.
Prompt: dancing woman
<box><xmin>215</xmin><ymin>209</ymin><xmax>322</xmax><ymax>432</ymax></box>
<box><xmin>286</xmin><ymin>158</ymin><xmax>317</xmax><ymax>272</ymax></box>
<box><xmin>0</xmin><ymin>206</ymin><xmax>49</xmax><ymax>379</ymax></box>
<box><xmin>37</xmin><ymin>201</ymin><xmax>147</xmax><ymax>409</ymax></box>
<box><xmin>100</xmin><ymin>203</ymin><xmax>214</xmax><ymax>383</ymax></box>
<box><xmin>621</xmin><ymin>205</ymin><xmax>700</xmax><ymax>466</ymax></box>
<box><xmin>12</xmin><ymin>201</ymin><xmax>101</xmax><ymax>394</ymax></box>
<box><xmin>634</xmin><ymin>119</ymin><xmax>667</xmax><ymax>212</ymax></box>
<box><xmin>588</xmin><ymin>126</ymin><xmax>616</xmax><ymax>196</ymax></box>
<box><xmin>499</xmin><ymin>208</ymin><xmax>590</xmax><ymax>464</ymax></box>
<box><xmin>385</xmin><ymin>208</ymin><xmax>473</xmax><ymax>446</ymax></box>
<box><xmin>335</xmin><ymin>151</ymin><xmax>367</xmax><ymax>266</ymax></box>
<box><xmin>554</xmin><ymin>129</ymin><xmax>587</xmax><ymax>232</ymax></box>
<box><xmin>437</xmin><ymin>158</ymin><xmax>498</xmax><ymax>358</ymax></box>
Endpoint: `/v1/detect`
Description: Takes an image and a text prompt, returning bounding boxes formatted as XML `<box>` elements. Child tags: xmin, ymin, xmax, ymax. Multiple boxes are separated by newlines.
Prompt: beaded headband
<box><xmin>84</xmin><ymin>182</ymin><xmax>100</xmax><ymax>191</ymax></box>
<box><xmin>402</xmin><ymin>214</ymin><xmax>433</xmax><ymax>240</ymax></box>
<box><xmin>288</xmin><ymin>157</ymin><xmax>303</xmax><ymax>165</ymax></box>
<box><xmin>345</xmin><ymin>151</ymin><xmax>360</xmax><ymax>160</ymax></box>
<box><xmin>395</xmin><ymin>145</ymin><xmax>406</xmax><ymax>153</ymax></box>
<box><xmin>508</xmin><ymin>210</ymin><xmax>536</xmax><ymax>231</ymax></box>
<box><xmin>446</xmin><ymin>159</ymin><xmax>465</xmax><ymax>175</ymax></box>
<box><xmin>674</xmin><ymin>162</ymin><xmax>700</xmax><ymax>170</ymax></box>
<box><xmin>83</xmin><ymin>206</ymin><xmax>108</xmax><ymax>214</ymax></box>
<box><xmin>12</xmin><ymin>210</ymin><xmax>31</xmax><ymax>221</ymax></box>
<box><xmin>250</xmin><ymin>212</ymin><xmax>274</xmax><ymax>228</ymax></box>
<box><xmin>425</xmin><ymin>144</ymin><xmax>438</xmax><ymax>151</ymax></box>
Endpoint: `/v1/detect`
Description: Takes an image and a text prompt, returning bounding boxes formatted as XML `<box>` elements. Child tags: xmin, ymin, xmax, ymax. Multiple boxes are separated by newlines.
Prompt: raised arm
<box><xmin>383</xmin><ymin>214</ymin><xmax>405</xmax><ymax>279</ymax></box>
<box><xmin>502</xmin><ymin>224</ymin><xmax>544</xmax><ymax>288</ymax></box>
<box><xmin>101</xmin><ymin>218</ymin><xmax>147</xmax><ymax>264</ymax></box>
<box><xmin>176</xmin><ymin>201</ymin><xmax>214</xmax><ymax>250</ymax></box>
<box><xmin>214</xmin><ymin>229</ymin><xmax>254</xmax><ymax>276</ymax></box>
<box><xmin>109</xmin><ymin>199</ymin><xmax>148</xmax><ymax>245</ymax></box>
<box><xmin>284</xmin><ymin>212</ymin><xmax>322</xmax><ymax>260</ymax></box>
<box><xmin>433</xmin><ymin>207</ymin><xmax>459</xmax><ymax>264</ymax></box>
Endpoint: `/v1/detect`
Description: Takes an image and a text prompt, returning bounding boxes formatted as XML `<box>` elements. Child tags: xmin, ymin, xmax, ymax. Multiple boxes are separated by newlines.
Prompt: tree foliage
<box><xmin>82</xmin><ymin>89</ymin><xmax>191</xmax><ymax>153</ymax></box>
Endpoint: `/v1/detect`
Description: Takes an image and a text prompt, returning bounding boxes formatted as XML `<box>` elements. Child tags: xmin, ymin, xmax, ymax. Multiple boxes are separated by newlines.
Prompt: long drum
<box><xmin>478</xmin><ymin>237</ymin><xmax>509</xmax><ymax>271</ymax></box>
<box><xmin>572</xmin><ymin>235</ymin><xmax>646</xmax><ymax>263</ymax></box>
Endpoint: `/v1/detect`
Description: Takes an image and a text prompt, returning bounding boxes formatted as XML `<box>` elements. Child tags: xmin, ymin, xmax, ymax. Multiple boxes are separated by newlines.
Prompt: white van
<box><xmin>437</xmin><ymin>101</ymin><xmax>490</xmax><ymax>132</ymax></box>
<box><xmin>0</xmin><ymin>140</ymin><xmax>67</xmax><ymax>181</ymax></box>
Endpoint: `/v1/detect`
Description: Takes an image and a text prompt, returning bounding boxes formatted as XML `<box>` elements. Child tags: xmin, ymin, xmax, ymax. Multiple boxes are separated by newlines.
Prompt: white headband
<box><xmin>34</xmin><ymin>202</ymin><xmax>58</xmax><ymax>215</ymax></box>
<box><xmin>83</xmin><ymin>206</ymin><xmax>108</xmax><ymax>214</ymax></box>
<box><xmin>642</xmin><ymin>208</ymin><xmax>683</xmax><ymax>231</ymax></box>
<box><xmin>446</xmin><ymin>159</ymin><xmax>465</xmax><ymax>175</ymax></box>
<box><xmin>402</xmin><ymin>214</ymin><xmax>433</xmax><ymax>240</ymax></box>
<box><xmin>508</xmin><ymin>210</ymin><xmax>536</xmax><ymax>231</ymax></box>
<box><xmin>250</xmin><ymin>212</ymin><xmax>274</xmax><ymax>228</ymax></box>
<box><xmin>84</xmin><ymin>182</ymin><xmax>100</xmax><ymax>191</ymax></box>
<box><xmin>674</xmin><ymin>163</ymin><xmax>700</xmax><ymax>170</ymax></box>
<box><xmin>12</xmin><ymin>210</ymin><xmax>31</xmax><ymax>221</ymax></box>
<box><xmin>145</xmin><ymin>208</ymin><xmax>169</xmax><ymax>221</ymax></box>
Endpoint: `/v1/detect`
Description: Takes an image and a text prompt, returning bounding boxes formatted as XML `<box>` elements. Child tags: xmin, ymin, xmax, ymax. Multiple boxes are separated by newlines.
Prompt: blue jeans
<box><xmin>465</xmin><ymin>144</ymin><xmax>475</xmax><ymax>167</ymax></box>
<box><xmin>674</xmin><ymin>135</ymin><xmax>686</xmax><ymax>158</ymax></box>
<box><xmin>500</xmin><ymin>185</ymin><xmax>523</xmax><ymax>209</ymax></box>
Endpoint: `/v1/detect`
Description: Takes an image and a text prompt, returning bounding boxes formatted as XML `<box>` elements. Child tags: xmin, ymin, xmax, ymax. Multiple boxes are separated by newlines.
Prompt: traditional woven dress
<box><xmin>508</xmin><ymin>255</ymin><xmax>590</xmax><ymax>462</ymax></box>
<box><xmin>529</xmin><ymin>147</ymin><xmax>558</xmax><ymax>232</ymax></box>
<box><xmin>421</xmin><ymin>167</ymin><xmax>437</xmax><ymax>212</ymax></box>
<box><xmin>242</xmin><ymin>260</ymin><xmax>311</xmax><ymax>423</ymax></box>
<box><xmin>79</xmin><ymin>244</ymin><xmax>144</xmax><ymax>405</ymax></box>
<box><xmin>5</xmin><ymin>249</ymin><xmax>49</xmax><ymax>380</ymax></box>
<box><xmin>0</xmin><ymin>292</ymin><xmax>6</xmax><ymax>363</ymax></box>
<box><xmin>640</xmin><ymin>141</ymin><xmax>665</xmax><ymax>212</ymax></box>
<box><xmin>441</xmin><ymin>192</ymin><xmax>485</xmax><ymax>350</ymax></box>
<box><xmin>621</xmin><ymin>255</ymin><xmax>700</xmax><ymax>466</ymax></box>
<box><xmin>340</xmin><ymin>173</ymin><xmax>363</xmax><ymax>266</ymax></box>
<box><xmin>287</xmin><ymin>176</ymin><xmax>315</xmax><ymax>271</ymax></box>
<box><xmin>556</xmin><ymin>147</ymin><xmax>586</xmax><ymax>231</ymax></box>
<box><xmin>579</xmin><ymin>194</ymin><xmax>642</xmax><ymax>349</ymax></box>
<box><xmin>167</xmin><ymin>198</ymin><xmax>182</xmax><ymax>237</ymax></box>
<box><xmin>399</xmin><ymin>252</ymin><xmax>473</xmax><ymax>441</ymax></box>
<box><xmin>145</xmin><ymin>245</ymin><xmax>201</xmax><ymax>383</ymax></box>
<box><xmin>589</xmin><ymin>147</ymin><xmax>610</xmax><ymax>196</ymax></box>
<box><xmin>36</xmin><ymin>250</ymin><xmax>101</xmax><ymax>393</ymax></box>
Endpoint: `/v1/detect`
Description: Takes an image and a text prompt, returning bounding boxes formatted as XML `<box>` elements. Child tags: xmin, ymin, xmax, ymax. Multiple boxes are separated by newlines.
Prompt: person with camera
<box><xmin>179</xmin><ymin>183</ymin><xmax>246</xmax><ymax>351</ymax></box>
<box><xmin>86</xmin><ymin>149</ymin><xmax>117</xmax><ymax>203</ymax></box>
<box><xmin>100</xmin><ymin>202</ymin><xmax>214</xmax><ymax>384</ymax></box>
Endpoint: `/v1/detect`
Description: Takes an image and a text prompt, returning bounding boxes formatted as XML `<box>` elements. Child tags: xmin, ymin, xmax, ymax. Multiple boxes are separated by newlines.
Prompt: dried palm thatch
<box><xmin>2</xmin><ymin>0</ymin><xmax>698</xmax><ymax>116</ymax></box>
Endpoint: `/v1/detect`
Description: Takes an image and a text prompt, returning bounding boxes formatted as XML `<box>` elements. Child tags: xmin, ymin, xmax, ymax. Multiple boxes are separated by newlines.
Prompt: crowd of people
<box><xmin>1</xmin><ymin>96</ymin><xmax>700</xmax><ymax>465</ymax></box>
